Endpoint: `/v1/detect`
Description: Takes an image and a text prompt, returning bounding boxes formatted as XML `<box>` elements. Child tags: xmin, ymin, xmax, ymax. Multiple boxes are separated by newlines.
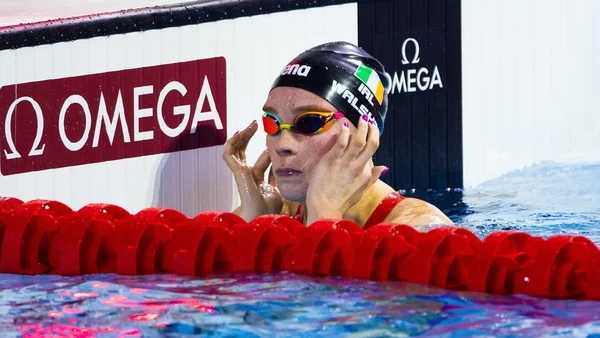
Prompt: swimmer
<box><xmin>223</xmin><ymin>41</ymin><xmax>453</xmax><ymax>228</ymax></box>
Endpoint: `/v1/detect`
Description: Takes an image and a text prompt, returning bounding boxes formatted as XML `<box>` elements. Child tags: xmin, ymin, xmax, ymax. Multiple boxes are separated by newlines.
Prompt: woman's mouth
<box><xmin>275</xmin><ymin>168</ymin><xmax>302</xmax><ymax>177</ymax></box>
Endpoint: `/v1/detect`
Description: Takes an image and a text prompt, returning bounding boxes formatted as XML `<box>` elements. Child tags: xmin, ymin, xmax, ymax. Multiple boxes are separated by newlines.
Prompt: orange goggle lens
<box><xmin>263</xmin><ymin>115</ymin><xmax>281</xmax><ymax>135</ymax></box>
<box><xmin>262</xmin><ymin>111</ymin><xmax>344</xmax><ymax>136</ymax></box>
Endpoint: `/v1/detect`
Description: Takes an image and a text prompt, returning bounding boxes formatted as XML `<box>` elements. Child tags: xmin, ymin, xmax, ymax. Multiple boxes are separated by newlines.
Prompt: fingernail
<box><xmin>249</xmin><ymin>120</ymin><xmax>256</xmax><ymax>127</ymax></box>
<box><xmin>234</xmin><ymin>131</ymin><xmax>239</xmax><ymax>135</ymax></box>
<box><xmin>369</xmin><ymin>120</ymin><xmax>375</xmax><ymax>125</ymax></box>
<box><xmin>343</xmin><ymin>122</ymin><xmax>349</xmax><ymax>128</ymax></box>
<box><xmin>382</xmin><ymin>167</ymin><xmax>390</xmax><ymax>175</ymax></box>
<box><xmin>361</xmin><ymin>114</ymin><xmax>368</xmax><ymax>121</ymax></box>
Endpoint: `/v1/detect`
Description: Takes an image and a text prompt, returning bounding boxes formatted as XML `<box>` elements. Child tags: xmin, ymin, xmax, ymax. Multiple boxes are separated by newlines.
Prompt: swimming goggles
<box><xmin>262</xmin><ymin>111</ymin><xmax>345</xmax><ymax>136</ymax></box>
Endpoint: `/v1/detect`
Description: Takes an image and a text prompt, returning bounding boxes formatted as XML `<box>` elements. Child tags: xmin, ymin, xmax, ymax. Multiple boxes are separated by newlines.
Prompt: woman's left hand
<box><xmin>304</xmin><ymin>115</ymin><xmax>388</xmax><ymax>224</ymax></box>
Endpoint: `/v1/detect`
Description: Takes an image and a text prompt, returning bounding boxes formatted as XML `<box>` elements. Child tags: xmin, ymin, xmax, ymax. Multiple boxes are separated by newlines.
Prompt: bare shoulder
<box><xmin>384</xmin><ymin>197</ymin><xmax>454</xmax><ymax>227</ymax></box>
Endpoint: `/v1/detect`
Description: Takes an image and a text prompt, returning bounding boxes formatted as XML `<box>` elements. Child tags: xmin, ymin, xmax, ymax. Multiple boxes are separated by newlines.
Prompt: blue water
<box><xmin>4</xmin><ymin>162</ymin><xmax>600</xmax><ymax>337</ymax></box>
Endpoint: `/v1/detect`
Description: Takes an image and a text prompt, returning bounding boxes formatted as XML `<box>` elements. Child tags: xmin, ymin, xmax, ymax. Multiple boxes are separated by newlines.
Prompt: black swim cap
<box><xmin>270</xmin><ymin>41</ymin><xmax>391</xmax><ymax>134</ymax></box>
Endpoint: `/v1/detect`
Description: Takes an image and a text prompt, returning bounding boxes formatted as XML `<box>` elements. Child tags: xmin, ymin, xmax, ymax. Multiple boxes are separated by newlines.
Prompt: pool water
<box><xmin>4</xmin><ymin>161</ymin><xmax>600</xmax><ymax>337</ymax></box>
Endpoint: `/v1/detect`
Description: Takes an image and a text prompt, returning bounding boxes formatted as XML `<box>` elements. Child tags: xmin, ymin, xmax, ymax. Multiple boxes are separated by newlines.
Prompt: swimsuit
<box><xmin>292</xmin><ymin>192</ymin><xmax>405</xmax><ymax>229</ymax></box>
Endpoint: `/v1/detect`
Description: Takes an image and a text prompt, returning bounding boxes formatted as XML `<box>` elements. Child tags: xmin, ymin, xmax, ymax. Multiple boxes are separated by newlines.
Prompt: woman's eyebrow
<box><xmin>262</xmin><ymin>104</ymin><xmax>277</xmax><ymax>113</ymax></box>
<box><xmin>261</xmin><ymin>104</ymin><xmax>331</xmax><ymax>115</ymax></box>
<box><xmin>292</xmin><ymin>104</ymin><xmax>331</xmax><ymax>114</ymax></box>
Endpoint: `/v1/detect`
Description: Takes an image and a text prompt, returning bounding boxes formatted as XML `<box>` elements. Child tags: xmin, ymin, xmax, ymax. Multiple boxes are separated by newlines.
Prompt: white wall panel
<box><xmin>462</xmin><ymin>0</ymin><xmax>600</xmax><ymax>187</ymax></box>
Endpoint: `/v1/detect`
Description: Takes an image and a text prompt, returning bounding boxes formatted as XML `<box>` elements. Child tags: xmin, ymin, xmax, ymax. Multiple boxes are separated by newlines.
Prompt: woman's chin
<box><xmin>279</xmin><ymin>185</ymin><xmax>307</xmax><ymax>203</ymax></box>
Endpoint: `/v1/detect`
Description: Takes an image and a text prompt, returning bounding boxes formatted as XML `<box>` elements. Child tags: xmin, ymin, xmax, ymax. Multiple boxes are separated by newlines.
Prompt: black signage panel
<box><xmin>358</xmin><ymin>0</ymin><xmax>463</xmax><ymax>191</ymax></box>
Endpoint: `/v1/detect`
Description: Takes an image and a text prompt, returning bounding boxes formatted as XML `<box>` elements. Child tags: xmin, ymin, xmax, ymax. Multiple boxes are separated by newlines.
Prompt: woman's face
<box><xmin>262</xmin><ymin>86</ymin><xmax>349</xmax><ymax>203</ymax></box>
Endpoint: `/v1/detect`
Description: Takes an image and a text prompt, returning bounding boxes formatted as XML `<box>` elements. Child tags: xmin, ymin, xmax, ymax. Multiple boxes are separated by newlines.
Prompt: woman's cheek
<box><xmin>300</xmin><ymin>138</ymin><xmax>329</xmax><ymax>168</ymax></box>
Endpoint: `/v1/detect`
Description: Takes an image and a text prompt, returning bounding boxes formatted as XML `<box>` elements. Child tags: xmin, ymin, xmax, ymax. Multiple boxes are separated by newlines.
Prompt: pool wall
<box><xmin>0</xmin><ymin>0</ymin><xmax>597</xmax><ymax>216</ymax></box>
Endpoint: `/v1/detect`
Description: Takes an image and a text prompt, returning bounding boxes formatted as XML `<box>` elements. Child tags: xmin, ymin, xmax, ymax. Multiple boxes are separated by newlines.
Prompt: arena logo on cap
<box><xmin>391</xmin><ymin>37</ymin><xmax>443</xmax><ymax>94</ymax></box>
<box><xmin>280</xmin><ymin>63</ymin><xmax>312</xmax><ymax>77</ymax></box>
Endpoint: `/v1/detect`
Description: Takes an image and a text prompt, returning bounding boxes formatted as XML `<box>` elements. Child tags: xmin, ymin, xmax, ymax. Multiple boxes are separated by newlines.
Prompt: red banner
<box><xmin>0</xmin><ymin>57</ymin><xmax>227</xmax><ymax>175</ymax></box>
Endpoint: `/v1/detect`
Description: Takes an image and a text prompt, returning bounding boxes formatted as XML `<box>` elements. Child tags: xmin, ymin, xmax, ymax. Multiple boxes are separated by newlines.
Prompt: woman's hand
<box><xmin>222</xmin><ymin>120</ymin><xmax>283</xmax><ymax>221</ymax></box>
<box><xmin>305</xmin><ymin>116</ymin><xmax>388</xmax><ymax>224</ymax></box>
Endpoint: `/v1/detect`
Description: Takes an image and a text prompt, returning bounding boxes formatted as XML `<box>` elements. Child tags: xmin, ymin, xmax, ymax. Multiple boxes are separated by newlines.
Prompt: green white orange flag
<box><xmin>354</xmin><ymin>64</ymin><xmax>385</xmax><ymax>104</ymax></box>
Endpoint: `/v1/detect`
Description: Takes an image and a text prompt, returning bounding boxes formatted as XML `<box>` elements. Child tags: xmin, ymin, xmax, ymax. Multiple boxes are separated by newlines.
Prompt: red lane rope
<box><xmin>0</xmin><ymin>196</ymin><xmax>598</xmax><ymax>301</ymax></box>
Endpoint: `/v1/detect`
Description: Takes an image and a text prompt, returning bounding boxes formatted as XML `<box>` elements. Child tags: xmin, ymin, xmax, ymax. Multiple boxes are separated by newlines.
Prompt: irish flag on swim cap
<box><xmin>354</xmin><ymin>63</ymin><xmax>385</xmax><ymax>104</ymax></box>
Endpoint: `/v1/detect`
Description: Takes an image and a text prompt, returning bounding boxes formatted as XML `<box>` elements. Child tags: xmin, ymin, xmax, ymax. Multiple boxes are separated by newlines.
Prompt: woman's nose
<box><xmin>275</xmin><ymin>130</ymin><xmax>298</xmax><ymax>157</ymax></box>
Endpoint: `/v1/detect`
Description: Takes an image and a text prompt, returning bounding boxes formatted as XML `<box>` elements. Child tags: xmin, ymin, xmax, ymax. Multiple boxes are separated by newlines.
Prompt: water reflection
<box><xmin>1</xmin><ymin>271</ymin><xmax>599</xmax><ymax>337</ymax></box>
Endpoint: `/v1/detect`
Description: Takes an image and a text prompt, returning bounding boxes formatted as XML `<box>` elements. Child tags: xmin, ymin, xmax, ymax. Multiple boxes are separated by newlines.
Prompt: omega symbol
<box><xmin>401</xmin><ymin>38</ymin><xmax>421</xmax><ymax>65</ymax></box>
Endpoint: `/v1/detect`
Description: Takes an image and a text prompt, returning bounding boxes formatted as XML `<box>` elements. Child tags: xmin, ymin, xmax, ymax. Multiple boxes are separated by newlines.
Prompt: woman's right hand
<box><xmin>222</xmin><ymin>120</ymin><xmax>283</xmax><ymax>221</ymax></box>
